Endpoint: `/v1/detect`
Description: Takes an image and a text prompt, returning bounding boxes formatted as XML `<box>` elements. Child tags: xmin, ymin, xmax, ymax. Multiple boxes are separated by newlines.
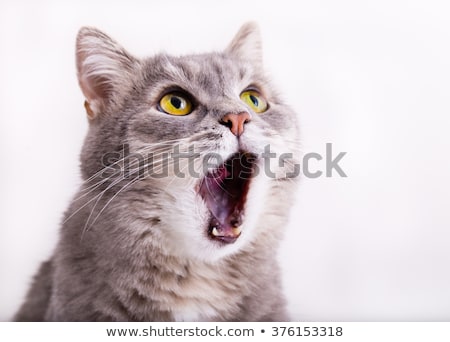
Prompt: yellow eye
<box><xmin>240</xmin><ymin>90</ymin><xmax>268</xmax><ymax>113</ymax></box>
<box><xmin>159</xmin><ymin>93</ymin><xmax>193</xmax><ymax>116</ymax></box>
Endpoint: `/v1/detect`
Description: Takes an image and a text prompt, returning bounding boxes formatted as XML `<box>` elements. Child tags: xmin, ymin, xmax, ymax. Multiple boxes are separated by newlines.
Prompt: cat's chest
<box><xmin>130</xmin><ymin>260</ymin><xmax>247</xmax><ymax>321</ymax></box>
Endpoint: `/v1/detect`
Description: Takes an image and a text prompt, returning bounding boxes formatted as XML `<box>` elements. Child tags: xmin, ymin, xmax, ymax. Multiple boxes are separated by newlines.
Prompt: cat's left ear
<box><xmin>76</xmin><ymin>27</ymin><xmax>138</xmax><ymax>120</ymax></box>
<box><xmin>225</xmin><ymin>22</ymin><xmax>263</xmax><ymax>67</ymax></box>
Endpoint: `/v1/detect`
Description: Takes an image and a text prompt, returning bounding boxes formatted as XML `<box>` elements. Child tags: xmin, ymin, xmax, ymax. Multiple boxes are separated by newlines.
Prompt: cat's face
<box><xmin>76</xmin><ymin>23</ymin><xmax>299</xmax><ymax>261</ymax></box>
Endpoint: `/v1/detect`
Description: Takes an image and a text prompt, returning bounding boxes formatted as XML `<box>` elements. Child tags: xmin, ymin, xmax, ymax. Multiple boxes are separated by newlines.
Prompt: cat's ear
<box><xmin>225</xmin><ymin>22</ymin><xmax>262</xmax><ymax>66</ymax></box>
<box><xmin>76</xmin><ymin>27</ymin><xmax>138</xmax><ymax>119</ymax></box>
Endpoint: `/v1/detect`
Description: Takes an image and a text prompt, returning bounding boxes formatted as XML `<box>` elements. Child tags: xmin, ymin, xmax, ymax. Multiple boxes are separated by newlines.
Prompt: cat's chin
<box><xmin>198</xmin><ymin>151</ymin><xmax>257</xmax><ymax>245</ymax></box>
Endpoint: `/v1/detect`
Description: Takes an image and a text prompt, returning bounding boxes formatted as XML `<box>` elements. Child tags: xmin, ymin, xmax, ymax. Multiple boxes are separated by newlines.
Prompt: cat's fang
<box><xmin>211</xmin><ymin>227</ymin><xmax>220</xmax><ymax>236</ymax></box>
<box><xmin>232</xmin><ymin>226</ymin><xmax>242</xmax><ymax>235</ymax></box>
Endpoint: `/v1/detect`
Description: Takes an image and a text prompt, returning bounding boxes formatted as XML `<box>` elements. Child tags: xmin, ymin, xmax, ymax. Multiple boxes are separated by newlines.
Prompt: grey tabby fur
<box><xmin>14</xmin><ymin>23</ymin><xmax>300</xmax><ymax>322</ymax></box>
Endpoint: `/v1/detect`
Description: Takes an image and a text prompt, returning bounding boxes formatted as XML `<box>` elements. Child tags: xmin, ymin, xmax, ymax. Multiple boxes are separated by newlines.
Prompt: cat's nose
<box><xmin>220</xmin><ymin>112</ymin><xmax>251</xmax><ymax>137</ymax></box>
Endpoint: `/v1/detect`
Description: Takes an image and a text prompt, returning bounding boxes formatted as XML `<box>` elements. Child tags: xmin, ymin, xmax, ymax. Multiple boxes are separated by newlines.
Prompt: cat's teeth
<box><xmin>211</xmin><ymin>226</ymin><xmax>241</xmax><ymax>237</ymax></box>
<box><xmin>232</xmin><ymin>227</ymin><xmax>241</xmax><ymax>236</ymax></box>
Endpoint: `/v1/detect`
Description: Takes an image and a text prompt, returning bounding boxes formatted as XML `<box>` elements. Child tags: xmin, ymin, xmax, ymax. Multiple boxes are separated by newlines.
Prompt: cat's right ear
<box><xmin>225</xmin><ymin>22</ymin><xmax>263</xmax><ymax>67</ymax></box>
<box><xmin>76</xmin><ymin>27</ymin><xmax>138</xmax><ymax>120</ymax></box>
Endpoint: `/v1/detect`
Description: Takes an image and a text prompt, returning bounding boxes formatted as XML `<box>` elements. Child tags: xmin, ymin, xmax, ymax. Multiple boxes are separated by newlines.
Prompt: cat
<box><xmin>14</xmin><ymin>22</ymin><xmax>300</xmax><ymax>321</ymax></box>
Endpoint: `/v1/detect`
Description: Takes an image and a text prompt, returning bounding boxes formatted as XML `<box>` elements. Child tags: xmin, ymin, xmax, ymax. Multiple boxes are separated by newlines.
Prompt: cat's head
<box><xmin>76</xmin><ymin>23</ymin><xmax>299</xmax><ymax>261</ymax></box>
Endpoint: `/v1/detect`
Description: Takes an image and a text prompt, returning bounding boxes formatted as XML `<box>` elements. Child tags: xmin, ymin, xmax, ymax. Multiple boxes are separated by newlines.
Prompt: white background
<box><xmin>1</xmin><ymin>0</ymin><xmax>449</xmax><ymax>321</ymax></box>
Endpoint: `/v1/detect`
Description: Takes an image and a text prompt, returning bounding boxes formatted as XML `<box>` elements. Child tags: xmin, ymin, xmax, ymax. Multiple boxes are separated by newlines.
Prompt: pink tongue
<box><xmin>199</xmin><ymin>166</ymin><xmax>244</xmax><ymax>239</ymax></box>
<box><xmin>198</xmin><ymin>152</ymin><xmax>255</xmax><ymax>243</ymax></box>
<box><xmin>200</xmin><ymin>166</ymin><xmax>230</xmax><ymax>222</ymax></box>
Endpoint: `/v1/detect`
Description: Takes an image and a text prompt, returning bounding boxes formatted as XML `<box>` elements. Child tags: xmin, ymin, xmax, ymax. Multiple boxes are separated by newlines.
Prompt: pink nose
<box><xmin>220</xmin><ymin>112</ymin><xmax>251</xmax><ymax>137</ymax></box>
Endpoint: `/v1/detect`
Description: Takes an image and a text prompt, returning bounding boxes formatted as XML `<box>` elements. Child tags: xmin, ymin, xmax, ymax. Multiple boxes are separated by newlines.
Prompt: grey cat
<box><xmin>14</xmin><ymin>23</ymin><xmax>300</xmax><ymax>321</ymax></box>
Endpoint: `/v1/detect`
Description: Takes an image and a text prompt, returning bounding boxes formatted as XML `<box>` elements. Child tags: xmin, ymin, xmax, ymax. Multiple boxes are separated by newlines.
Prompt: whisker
<box><xmin>83</xmin><ymin>176</ymin><xmax>142</xmax><ymax>235</ymax></box>
<box><xmin>80</xmin><ymin>174</ymin><xmax>128</xmax><ymax>237</ymax></box>
<box><xmin>77</xmin><ymin>138</ymin><xmax>195</xmax><ymax>189</ymax></box>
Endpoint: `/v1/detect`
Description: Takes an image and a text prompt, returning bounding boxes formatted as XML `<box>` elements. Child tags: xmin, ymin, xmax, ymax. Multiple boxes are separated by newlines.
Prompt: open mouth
<box><xmin>199</xmin><ymin>151</ymin><xmax>257</xmax><ymax>244</ymax></box>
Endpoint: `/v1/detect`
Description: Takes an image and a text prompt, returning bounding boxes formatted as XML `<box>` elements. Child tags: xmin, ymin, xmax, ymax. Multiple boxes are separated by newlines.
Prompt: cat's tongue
<box><xmin>199</xmin><ymin>152</ymin><xmax>256</xmax><ymax>244</ymax></box>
